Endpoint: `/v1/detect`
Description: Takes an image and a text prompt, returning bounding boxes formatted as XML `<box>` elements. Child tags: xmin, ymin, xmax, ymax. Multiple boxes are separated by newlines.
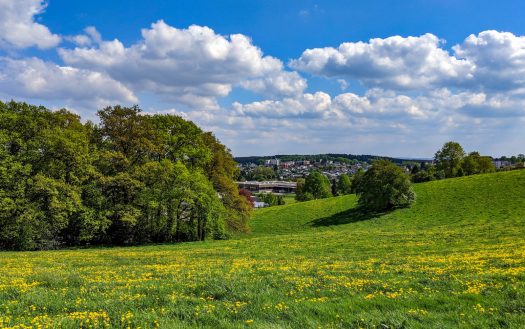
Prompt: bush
<box><xmin>257</xmin><ymin>193</ymin><xmax>284</xmax><ymax>207</ymax></box>
<box><xmin>295</xmin><ymin>178</ymin><xmax>306</xmax><ymax>201</ymax></box>
<box><xmin>412</xmin><ymin>170</ymin><xmax>434</xmax><ymax>183</ymax></box>
<box><xmin>355</xmin><ymin>160</ymin><xmax>416</xmax><ymax>211</ymax></box>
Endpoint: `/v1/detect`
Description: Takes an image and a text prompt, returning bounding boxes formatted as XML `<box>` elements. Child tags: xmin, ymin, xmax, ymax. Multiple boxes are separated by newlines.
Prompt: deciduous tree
<box><xmin>355</xmin><ymin>160</ymin><xmax>415</xmax><ymax>211</ymax></box>
<box><xmin>434</xmin><ymin>142</ymin><xmax>465</xmax><ymax>178</ymax></box>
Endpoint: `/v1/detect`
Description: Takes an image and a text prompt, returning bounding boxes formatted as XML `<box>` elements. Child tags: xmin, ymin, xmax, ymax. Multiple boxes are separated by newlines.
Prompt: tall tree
<box><xmin>202</xmin><ymin>133</ymin><xmax>251</xmax><ymax>233</ymax></box>
<box><xmin>434</xmin><ymin>142</ymin><xmax>465</xmax><ymax>178</ymax></box>
<box><xmin>351</xmin><ymin>169</ymin><xmax>365</xmax><ymax>193</ymax></box>
<box><xmin>295</xmin><ymin>178</ymin><xmax>307</xmax><ymax>201</ymax></box>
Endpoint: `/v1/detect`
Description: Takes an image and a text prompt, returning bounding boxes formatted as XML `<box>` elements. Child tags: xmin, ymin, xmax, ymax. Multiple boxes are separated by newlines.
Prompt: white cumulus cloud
<box><xmin>0</xmin><ymin>57</ymin><xmax>137</xmax><ymax>112</ymax></box>
<box><xmin>59</xmin><ymin>20</ymin><xmax>305</xmax><ymax>107</ymax></box>
<box><xmin>0</xmin><ymin>0</ymin><xmax>61</xmax><ymax>49</ymax></box>
<box><xmin>453</xmin><ymin>30</ymin><xmax>525</xmax><ymax>91</ymax></box>
<box><xmin>290</xmin><ymin>31</ymin><xmax>525</xmax><ymax>94</ymax></box>
<box><xmin>290</xmin><ymin>33</ymin><xmax>472</xmax><ymax>90</ymax></box>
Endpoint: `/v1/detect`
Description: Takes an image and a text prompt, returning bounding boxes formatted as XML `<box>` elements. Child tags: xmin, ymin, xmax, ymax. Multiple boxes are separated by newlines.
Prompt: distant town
<box><xmin>239</xmin><ymin>157</ymin><xmax>370</xmax><ymax>181</ymax></box>
<box><xmin>235</xmin><ymin>153</ymin><xmax>524</xmax><ymax>199</ymax></box>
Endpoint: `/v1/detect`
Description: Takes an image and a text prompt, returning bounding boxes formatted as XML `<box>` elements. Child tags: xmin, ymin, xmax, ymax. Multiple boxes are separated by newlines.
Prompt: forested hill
<box><xmin>0</xmin><ymin>101</ymin><xmax>251</xmax><ymax>251</ymax></box>
<box><xmin>235</xmin><ymin>154</ymin><xmax>429</xmax><ymax>165</ymax></box>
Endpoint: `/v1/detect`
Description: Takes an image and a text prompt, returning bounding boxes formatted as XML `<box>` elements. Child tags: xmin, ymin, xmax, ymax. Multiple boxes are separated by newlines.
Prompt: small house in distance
<box><xmin>237</xmin><ymin>181</ymin><xmax>297</xmax><ymax>194</ymax></box>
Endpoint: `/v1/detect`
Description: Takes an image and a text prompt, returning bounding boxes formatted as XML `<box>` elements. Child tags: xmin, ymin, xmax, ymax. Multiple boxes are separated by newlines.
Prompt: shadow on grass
<box><xmin>309</xmin><ymin>206</ymin><xmax>391</xmax><ymax>227</ymax></box>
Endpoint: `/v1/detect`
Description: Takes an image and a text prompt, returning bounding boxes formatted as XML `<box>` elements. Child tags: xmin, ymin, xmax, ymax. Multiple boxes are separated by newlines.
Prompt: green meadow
<box><xmin>1</xmin><ymin>170</ymin><xmax>525</xmax><ymax>328</ymax></box>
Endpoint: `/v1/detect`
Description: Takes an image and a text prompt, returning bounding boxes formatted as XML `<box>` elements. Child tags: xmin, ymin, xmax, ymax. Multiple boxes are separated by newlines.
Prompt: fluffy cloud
<box><xmin>290</xmin><ymin>31</ymin><xmax>525</xmax><ymax>93</ymax></box>
<box><xmin>0</xmin><ymin>4</ymin><xmax>524</xmax><ymax>157</ymax></box>
<box><xmin>0</xmin><ymin>57</ymin><xmax>137</xmax><ymax>110</ymax></box>
<box><xmin>59</xmin><ymin>20</ymin><xmax>305</xmax><ymax>107</ymax></box>
<box><xmin>69</xmin><ymin>26</ymin><xmax>103</xmax><ymax>47</ymax></box>
<box><xmin>240</xmin><ymin>71</ymin><xmax>307</xmax><ymax>97</ymax></box>
<box><xmin>0</xmin><ymin>0</ymin><xmax>61</xmax><ymax>49</ymax></box>
<box><xmin>453</xmin><ymin>30</ymin><xmax>525</xmax><ymax>91</ymax></box>
<box><xmin>195</xmin><ymin>87</ymin><xmax>525</xmax><ymax>156</ymax></box>
<box><xmin>233</xmin><ymin>92</ymin><xmax>333</xmax><ymax>118</ymax></box>
<box><xmin>231</xmin><ymin>88</ymin><xmax>494</xmax><ymax>120</ymax></box>
<box><xmin>290</xmin><ymin>34</ymin><xmax>472</xmax><ymax>89</ymax></box>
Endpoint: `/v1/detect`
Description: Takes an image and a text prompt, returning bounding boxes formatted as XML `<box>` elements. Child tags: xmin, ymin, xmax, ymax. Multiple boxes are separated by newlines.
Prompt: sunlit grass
<box><xmin>1</xmin><ymin>170</ymin><xmax>525</xmax><ymax>328</ymax></box>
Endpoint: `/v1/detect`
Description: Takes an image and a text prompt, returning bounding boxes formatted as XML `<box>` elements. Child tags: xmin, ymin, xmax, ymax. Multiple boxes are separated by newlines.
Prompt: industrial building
<box><xmin>237</xmin><ymin>181</ymin><xmax>297</xmax><ymax>194</ymax></box>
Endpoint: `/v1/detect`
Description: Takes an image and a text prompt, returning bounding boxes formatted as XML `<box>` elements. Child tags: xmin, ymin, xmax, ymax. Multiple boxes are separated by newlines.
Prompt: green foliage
<box><xmin>0</xmin><ymin>101</ymin><xmax>248</xmax><ymax>250</ymax></box>
<box><xmin>413</xmin><ymin>143</ymin><xmax>496</xmax><ymax>183</ymax></box>
<box><xmin>411</xmin><ymin>169</ymin><xmax>435</xmax><ymax>183</ymax></box>
<box><xmin>355</xmin><ymin>160</ymin><xmax>415</xmax><ymax>211</ymax></box>
<box><xmin>434</xmin><ymin>141</ymin><xmax>465</xmax><ymax>178</ymax></box>
<box><xmin>350</xmin><ymin>168</ymin><xmax>365</xmax><ymax>193</ymax></box>
<box><xmin>294</xmin><ymin>178</ymin><xmax>306</xmax><ymax>201</ymax></box>
<box><xmin>2</xmin><ymin>171</ymin><xmax>525</xmax><ymax>328</ymax></box>
<box><xmin>461</xmin><ymin>152</ymin><xmax>496</xmax><ymax>175</ymax></box>
<box><xmin>256</xmin><ymin>193</ymin><xmax>285</xmax><ymax>207</ymax></box>
<box><xmin>243</xmin><ymin>165</ymin><xmax>276</xmax><ymax>181</ymax></box>
<box><xmin>301</xmin><ymin>171</ymin><xmax>332</xmax><ymax>200</ymax></box>
<box><xmin>202</xmin><ymin>132</ymin><xmax>252</xmax><ymax>233</ymax></box>
<box><xmin>336</xmin><ymin>174</ymin><xmax>352</xmax><ymax>195</ymax></box>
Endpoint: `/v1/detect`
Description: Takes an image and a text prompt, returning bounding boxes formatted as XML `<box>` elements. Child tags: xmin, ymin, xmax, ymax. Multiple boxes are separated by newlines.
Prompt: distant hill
<box><xmin>235</xmin><ymin>153</ymin><xmax>430</xmax><ymax>165</ymax></box>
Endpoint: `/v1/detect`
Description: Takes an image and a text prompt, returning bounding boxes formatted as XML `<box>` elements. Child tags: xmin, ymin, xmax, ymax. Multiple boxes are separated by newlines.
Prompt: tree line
<box><xmin>235</xmin><ymin>153</ymin><xmax>411</xmax><ymax>165</ymax></box>
<box><xmin>295</xmin><ymin>171</ymin><xmax>353</xmax><ymax>201</ymax></box>
<box><xmin>0</xmin><ymin>101</ymin><xmax>251</xmax><ymax>250</ymax></box>
<box><xmin>411</xmin><ymin>142</ymin><xmax>498</xmax><ymax>182</ymax></box>
<box><xmin>295</xmin><ymin>161</ymin><xmax>415</xmax><ymax>211</ymax></box>
<box><xmin>293</xmin><ymin>141</ymin><xmax>509</xmax><ymax>211</ymax></box>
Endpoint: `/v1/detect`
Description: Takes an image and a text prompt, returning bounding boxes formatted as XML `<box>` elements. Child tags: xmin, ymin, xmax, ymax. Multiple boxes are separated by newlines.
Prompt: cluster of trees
<box><xmin>295</xmin><ymin>172</ymin><xmax>331</xmax><ymax>201</ymax></box>
<box><xmin>295</xmin><ymin>172</ymin><xmax>354</xmax><ymax>201</ymax></box>
<box><xmin>256</xmin><ymin>193</ymin><xmax>285</xmax><ymax>207</ymax></box>
<box><xmin>239</xmin><ymin>166</ymin><xmax>276</xmax><ymax>181</ymax></box>
<box><xmin>295</xmin><ymin>162</ymin><xmax>415</xmax><ymax>212</ymax></box>
<box><xmin>335</xmin><ymin>174</ymin><xmax>353</xmax><ymax>195</ymax></box>
<box><xmin>497</xmin><ymin>154</ymin><xmax>525</xmax><ymax>165</ymax></box>
<box><xmin>0</xmin><ymin>102</ymin><xmax>251</xmax><ymax>250</ymax></box>
<box><xmin>412</xmin><ymin>142</ymin><xmax>496</xmax><ymax>182</ymax></box>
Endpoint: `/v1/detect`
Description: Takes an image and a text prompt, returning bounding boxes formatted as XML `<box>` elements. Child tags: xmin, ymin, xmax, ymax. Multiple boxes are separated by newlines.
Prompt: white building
<box><xmin>265</xmin><ymin>159</ymin><xmax>281</xmax><ymax>166</ymax></box>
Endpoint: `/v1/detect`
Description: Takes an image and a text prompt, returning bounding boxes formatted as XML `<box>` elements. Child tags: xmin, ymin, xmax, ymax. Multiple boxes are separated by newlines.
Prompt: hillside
<box><xmin>251</xmin><ymin>169</ymin><xmax>525</xmax><ymax>237</ymax></box>
<box><xmin>0</xmin><ymin>170</ymin><xmax>525</xmax><ymax>328</ymax></box>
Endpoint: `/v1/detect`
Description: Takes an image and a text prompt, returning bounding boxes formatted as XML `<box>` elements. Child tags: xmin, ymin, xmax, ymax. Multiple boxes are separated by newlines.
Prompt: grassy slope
<box><xmin>252</xmin><ymin>170</ymin><xmax>524</xmax><ymax>237</ymax></box>
<box><xmin>0</xmin><ymin>170</ymin><xmax>525</xmax><ymax>328</ymax></box>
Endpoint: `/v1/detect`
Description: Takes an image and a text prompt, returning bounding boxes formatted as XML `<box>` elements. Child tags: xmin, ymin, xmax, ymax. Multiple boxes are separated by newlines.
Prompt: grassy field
<box><xmin>1</xmin><ymin>170</ymin><xmax>525</xmax><ymax>328</ymax></box>
<box><xmin>282</xmin><ymin>195</ymin><xmax>297</xmax><ymax>206</ymax></box>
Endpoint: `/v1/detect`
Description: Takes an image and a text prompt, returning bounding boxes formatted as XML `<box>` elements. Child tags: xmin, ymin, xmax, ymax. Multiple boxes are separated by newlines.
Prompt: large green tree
<box><xmin>355</xmin><ymin>160</ymin><xmax>415</xmax><ymax>211</ymax></box>
<box><xmin>460</xmin><ymin>152</ymin><xmax>495</xmax><ymax>175</ymax></box>
<box><xmin>434</xmin><ymin>141</ymin><xmax>466</xmax><ymax>178</ymax></box>
<box><xmin>302</xmin><ymin>171</ymin><xmax>332</xmax><ymax>200</ymax></box>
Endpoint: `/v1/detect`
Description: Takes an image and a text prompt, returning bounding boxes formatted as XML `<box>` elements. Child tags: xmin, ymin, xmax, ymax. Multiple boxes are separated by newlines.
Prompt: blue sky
<box><xmin>1</xmin><ymin>1</ymin><xmax>525</xmax><ymax>157</ymax></box>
